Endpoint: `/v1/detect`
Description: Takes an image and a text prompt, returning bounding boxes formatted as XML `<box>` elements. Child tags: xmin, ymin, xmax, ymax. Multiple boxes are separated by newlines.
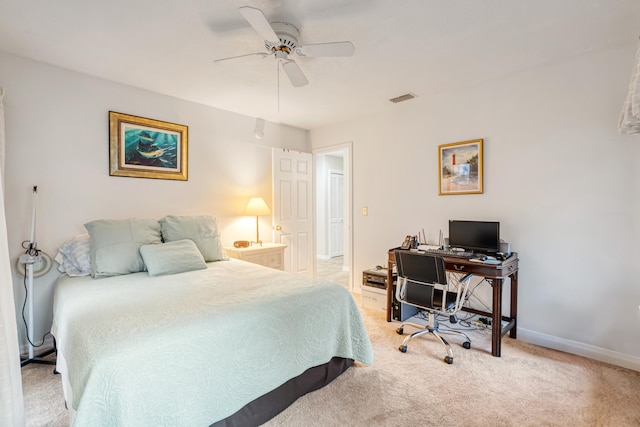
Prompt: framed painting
<box><xmin>438</xmin><ymin>139</ymin><xmax>483</xmax><ymax>195</ymax></box>
<box><xmin>109</xmin><ymin>111</ymin><xmax>188</xmax><ymax>181</ymax></box>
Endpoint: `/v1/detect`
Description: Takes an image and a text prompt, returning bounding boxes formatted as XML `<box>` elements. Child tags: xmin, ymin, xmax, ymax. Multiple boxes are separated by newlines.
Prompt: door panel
<box><xmin>273</xmin><ymin>149</ymin><xmax>313</xmax><ymax>276</ymax></box>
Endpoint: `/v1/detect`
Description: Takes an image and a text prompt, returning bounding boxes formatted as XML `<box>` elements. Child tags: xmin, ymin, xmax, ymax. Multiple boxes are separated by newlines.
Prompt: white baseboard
<box><xmin>517</xmin><ymin>327</ymin><xmax>640</xmax><ymax>372</ymax></box>
<box><xmin>317</xmin><ymin>254</ymin><xmax>345</xmax><ymax>260</ymax></box>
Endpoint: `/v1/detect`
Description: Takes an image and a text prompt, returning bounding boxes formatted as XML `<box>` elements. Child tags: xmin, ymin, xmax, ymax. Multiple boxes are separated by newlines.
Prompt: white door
<box><xmin>329</xmin><ymin>171</ymin><xmax>344</xmax><ymax>257</ymax></box>
<box><xmin>272</xmin><ymin>149</ymin><xmax>313</xmax><ymax>276</ymax></box>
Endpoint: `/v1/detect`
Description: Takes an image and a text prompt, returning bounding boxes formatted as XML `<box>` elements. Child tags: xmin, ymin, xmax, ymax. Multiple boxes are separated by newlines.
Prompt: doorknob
<box><xmin>274</xmin><ymin>225</ymin><xmax>282</xmax><ymax>231</ymax></box>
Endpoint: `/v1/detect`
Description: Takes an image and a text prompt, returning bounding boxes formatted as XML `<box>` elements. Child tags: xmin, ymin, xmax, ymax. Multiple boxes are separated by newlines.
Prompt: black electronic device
<box><xmin>362</xmin><ymin>267</ymin><xmax>393</xmax><ymax>290</ymax></box>
<box><xmin>448</xmin><ymin>220</ymin><xmax>500</xmax><ymax>254</ymax></box>
<box><xmin>400</xmin><ymin>235</ymin><xmax>413</xmax><ymax>250</ymax></box>
<box><xmin>392</xmin><ymin>284</ymin><xmax>418</xmax><ymax>321</ymax></box>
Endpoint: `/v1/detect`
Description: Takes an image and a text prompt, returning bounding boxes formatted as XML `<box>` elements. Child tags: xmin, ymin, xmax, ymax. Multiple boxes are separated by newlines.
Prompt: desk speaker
<box><xmin>499</xmin><ymin>241</ymin><xmax>511</xmax><ymax>256</ymax></box>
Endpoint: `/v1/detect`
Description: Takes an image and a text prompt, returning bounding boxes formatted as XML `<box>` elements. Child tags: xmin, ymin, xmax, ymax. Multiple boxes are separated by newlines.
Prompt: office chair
<box><xmin>394</xmin><ymin>250</ymin><xmax>473</xmax><ymax>364</ymax></box>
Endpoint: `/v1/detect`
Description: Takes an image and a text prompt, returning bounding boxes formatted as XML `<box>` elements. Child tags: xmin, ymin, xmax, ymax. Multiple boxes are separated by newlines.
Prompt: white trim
<box><xmin>518</xmin><ymin>327</ymin><xmax>640</xmax><ymax>372</ymax></box>
<box><xmin>312</xmin><ymin>142</ymin><xmax>353</xmax><ymax>291</ymax></box>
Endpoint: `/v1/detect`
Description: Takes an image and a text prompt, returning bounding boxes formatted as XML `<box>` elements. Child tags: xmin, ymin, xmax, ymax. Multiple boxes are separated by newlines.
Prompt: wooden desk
<box><xmin>387</xmin><ymin>249</ymin><xmax>519</xmax><ymax>357</ymax></box>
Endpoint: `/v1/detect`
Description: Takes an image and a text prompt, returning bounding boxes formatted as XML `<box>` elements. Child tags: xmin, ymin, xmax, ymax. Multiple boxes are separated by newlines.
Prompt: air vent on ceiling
<box><xmin>389</xmin><ymin>93</ymin><xmax>416</xmax><ymax>103</ymax></box>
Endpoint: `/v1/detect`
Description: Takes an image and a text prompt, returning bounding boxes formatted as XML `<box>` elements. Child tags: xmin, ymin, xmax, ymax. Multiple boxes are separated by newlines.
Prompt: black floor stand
<box><xmin>20</xmin><ymin>346</ymin><xmax>57</xmax><ymax>371</ymax></box>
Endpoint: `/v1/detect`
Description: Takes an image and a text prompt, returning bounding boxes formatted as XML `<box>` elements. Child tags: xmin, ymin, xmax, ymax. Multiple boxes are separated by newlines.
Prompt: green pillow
<box><xmin>84</xmin><ymin>218</ymin><xmax>162</xmax><ymax>278</ymax></box>
<box><xmin>139</xmin><ymin>239</ymin><xmax>207</xmax><ymax>276</ymax></box>
<box><xmin>159</xmin><ymin>215</ymin><xmax>225</xmax><ymax>262</ymax></box>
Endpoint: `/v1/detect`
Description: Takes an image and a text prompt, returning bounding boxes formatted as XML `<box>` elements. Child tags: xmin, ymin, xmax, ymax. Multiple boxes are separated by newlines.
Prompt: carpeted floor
<box><xmin>22</xmin><ymin>295</ymin><xmax>640</xmax><ymax>426</ymax></box>
<box><xmin>316</xmin><ymin>256</ymin><xmax>349</xmax><ymax>289</ymax></box>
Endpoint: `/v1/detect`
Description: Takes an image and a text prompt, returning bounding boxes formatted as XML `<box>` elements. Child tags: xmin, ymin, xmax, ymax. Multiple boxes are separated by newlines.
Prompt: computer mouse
<box><xmin>478</xmin><ymin>255</ymin><xmax>488</xmax><ymax>261</ymax></box>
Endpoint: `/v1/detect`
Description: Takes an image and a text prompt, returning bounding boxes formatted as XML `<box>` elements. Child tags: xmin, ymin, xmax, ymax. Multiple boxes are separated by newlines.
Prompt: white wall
<box><xmin>310</xmin><ymin>43</ymin><xmax>640</xmax><ymax>370</ymax></box>
<box><xmin>0</xmin><ymin>52</ymin><xmax>309</xmax><ymax>350</ymax></box>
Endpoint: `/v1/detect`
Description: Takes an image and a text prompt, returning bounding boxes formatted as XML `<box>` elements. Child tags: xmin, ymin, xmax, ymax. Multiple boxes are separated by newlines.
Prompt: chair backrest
<box><xmin>395</xmin><ymin>250</ymin><xmax>447</xmax><ymax>286</ymax></box>
<box><xmin>395</xmin><ymin>250</ymin><xmax>470</xmax><ymax>314</ymax></box>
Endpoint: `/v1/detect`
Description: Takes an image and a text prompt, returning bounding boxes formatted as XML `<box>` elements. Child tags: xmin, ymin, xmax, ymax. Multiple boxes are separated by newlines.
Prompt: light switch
<box><xmin>362</xmin><ymin>206</ymin><xmax>368</xmax><ymax>216</ymax></box>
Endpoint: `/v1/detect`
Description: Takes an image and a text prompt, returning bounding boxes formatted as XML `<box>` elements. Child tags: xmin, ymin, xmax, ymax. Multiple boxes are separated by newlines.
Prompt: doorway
<box><xmin>313</xmin><ymin>143</ymin><xmax>352</xmax><ymax>290</ymax></box>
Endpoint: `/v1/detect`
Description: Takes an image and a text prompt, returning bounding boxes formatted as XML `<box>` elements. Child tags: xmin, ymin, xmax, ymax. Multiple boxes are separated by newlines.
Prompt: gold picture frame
<box><xmin>438</xmin><ymin>139</ymin><xmax>483</xmax><ymax>195</ymax></box>
<box><xmin>109</xmin><ymin>111</ymin><xmax>188</xmax><ymax>181</ymax></box>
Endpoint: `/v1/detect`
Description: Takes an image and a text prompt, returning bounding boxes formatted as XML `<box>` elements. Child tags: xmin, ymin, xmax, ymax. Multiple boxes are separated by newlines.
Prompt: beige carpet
<box><xmin>22</xmin><ymin>301</ymin><xmax>640</xmax><ymax>426</ymax></box>
<box><xmin>316</xmin><ymin>256</ymin><xmax>349</xmax><ymax>289</ymax></box>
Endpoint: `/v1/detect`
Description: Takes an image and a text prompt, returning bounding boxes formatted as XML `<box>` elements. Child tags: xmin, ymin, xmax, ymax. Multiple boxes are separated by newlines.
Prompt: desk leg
<box><xmin>386</xmin><ymin>260</ymin><xmax>393</xmax><ymax>322</ymax></box>
<box><xmin>491</xmin><ymin>278</ymin><xmax>503</xmax><ymax>357</ymax></box>
<box><xmin>510</xmin><ymin>271</ymin><xmax>518</xmax><ymax>339</ymax></box>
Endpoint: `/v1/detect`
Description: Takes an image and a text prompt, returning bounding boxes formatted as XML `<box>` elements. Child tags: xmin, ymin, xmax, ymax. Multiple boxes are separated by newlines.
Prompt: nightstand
<box><xmin>224</xmin><ymin>243</ymin><xmax>287</xmax><ymax>270</ymax></box>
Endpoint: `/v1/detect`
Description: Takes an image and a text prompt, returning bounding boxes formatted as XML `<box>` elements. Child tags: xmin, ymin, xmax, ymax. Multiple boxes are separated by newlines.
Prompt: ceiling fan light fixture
<box><xmin>274</xmin><ymin>50</ymin><xmax>289</xmax><ymax>61</ymax></box>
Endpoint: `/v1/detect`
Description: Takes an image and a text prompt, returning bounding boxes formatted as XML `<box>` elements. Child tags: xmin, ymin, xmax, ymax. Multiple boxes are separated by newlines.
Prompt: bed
<box><xmin>51</xmin><ymin>216</ymin><xmax>374</xmax><ymax>426</ymax></box>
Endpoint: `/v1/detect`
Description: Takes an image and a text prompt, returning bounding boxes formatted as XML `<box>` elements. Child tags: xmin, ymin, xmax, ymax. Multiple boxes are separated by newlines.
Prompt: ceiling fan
<box><xmin>214</xmin><ymin>6</ymin><xmax>355</xmax><ymax>87</ymax></box>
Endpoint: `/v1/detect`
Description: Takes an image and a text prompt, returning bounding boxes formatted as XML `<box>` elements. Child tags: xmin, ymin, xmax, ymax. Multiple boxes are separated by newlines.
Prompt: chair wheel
<box><xmin>444</xmin><ymin>356</ymin><xmax>454</xmax><ymax>364</ymax></box>
<box><xmin>399</xmin><ymin>345</ymin><xmax>407</xmax><ymax>353</ymax></box>
<box><xmin>463</xmin><ymin>341</ymin><xmax>471</xmax><ymax>349</ymax></box>
<box><xmin>396</xmin><ymin>327</ymin><xmax>404</xmax><ymax>335</ymax></box>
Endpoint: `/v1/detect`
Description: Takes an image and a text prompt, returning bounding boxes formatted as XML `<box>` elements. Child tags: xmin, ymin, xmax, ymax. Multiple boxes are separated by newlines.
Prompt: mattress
<box><xmin>51</xmin><ymin>258</ymin><xmax>374</xmax><ymax>426</ymax></box>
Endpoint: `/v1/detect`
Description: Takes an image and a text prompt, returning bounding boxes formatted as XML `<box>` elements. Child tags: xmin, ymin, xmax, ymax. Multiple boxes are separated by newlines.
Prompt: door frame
<box><xmin>312</xmin><ymin>142</ymin><xmax>353</xmax><ymax>291</ymax></box>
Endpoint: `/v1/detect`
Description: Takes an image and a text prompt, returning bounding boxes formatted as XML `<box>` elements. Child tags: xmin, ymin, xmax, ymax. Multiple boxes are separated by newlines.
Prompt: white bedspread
<box><xmin>51</xmin><ymin>259</ymin><xmax>374</xmax><ymax>426</ymax></box>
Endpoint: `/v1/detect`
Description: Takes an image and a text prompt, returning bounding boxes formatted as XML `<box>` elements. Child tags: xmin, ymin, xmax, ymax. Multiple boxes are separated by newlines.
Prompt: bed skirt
<box><xmin>211</xmin><ymin>357</ymin><xmax>354</xmax><ymax>427</ymax></box>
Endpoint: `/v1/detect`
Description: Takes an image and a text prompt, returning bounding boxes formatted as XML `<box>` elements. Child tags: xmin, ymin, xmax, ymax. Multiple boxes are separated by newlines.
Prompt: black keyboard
<box><xmin>424</xmin><ymin>249</ymin><xmax>476</xmax><ymax>259</ymax></box>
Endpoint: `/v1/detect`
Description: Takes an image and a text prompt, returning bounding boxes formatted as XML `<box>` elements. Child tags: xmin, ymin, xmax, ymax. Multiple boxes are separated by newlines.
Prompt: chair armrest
<box><xmin>460</xmin><ymin>272</ymin><xmax>473</xmax><ymax>283</ymax></box>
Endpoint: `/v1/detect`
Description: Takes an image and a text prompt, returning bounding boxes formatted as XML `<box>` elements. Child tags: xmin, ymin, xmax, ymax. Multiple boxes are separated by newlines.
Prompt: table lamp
<box><xmin>244</xmin><ymin>197</ymin><xmax>271</xmax><ymax>246</ymax></box>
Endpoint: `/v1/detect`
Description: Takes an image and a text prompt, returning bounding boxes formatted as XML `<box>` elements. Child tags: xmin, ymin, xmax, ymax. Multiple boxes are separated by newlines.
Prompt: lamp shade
<box><xmin>244</xmin><ymin>197</ymin><xmax>271</xmax><ymax>216</ymax></box>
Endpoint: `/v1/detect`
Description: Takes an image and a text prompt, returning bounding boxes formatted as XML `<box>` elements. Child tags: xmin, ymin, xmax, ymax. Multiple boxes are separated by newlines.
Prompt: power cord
<box><xmin>20</xmin><ymin>242</ymin><xmax>52</xmax><ymax>348</ymax></box>
<box><xmin>21</xmin><ymin>239</ymin><xmax>40</xmax><ymax>258</ymax></box>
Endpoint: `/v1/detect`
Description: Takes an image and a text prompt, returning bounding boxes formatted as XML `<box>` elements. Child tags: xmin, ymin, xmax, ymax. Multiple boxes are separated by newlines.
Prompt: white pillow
<box><xmin>54</xmin><ymin>233</ymin><xmax>91</xmax><ymax>277</ymax></box>
<box><xmin>159</xmin><ymin>215</ymin><xmax>226</xmax><ymax>262</ymax></box>
<box><xmin>140</xmin><ymin>239</ymin><xmax>207</xmax><ymax>276</ymax></box>
<box><xmin>85</xmin><ymin>218</ymin><xmax>162</xmax><ymax>278</ymax></box>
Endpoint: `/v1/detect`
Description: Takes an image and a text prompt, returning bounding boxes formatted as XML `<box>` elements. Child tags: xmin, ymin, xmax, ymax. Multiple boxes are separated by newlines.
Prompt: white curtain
<box><xmin>0</xmin><ymin>87</ymin><xmax>25</xmax><ymax>426</ymax></box>
<box><xmin>619</xmin><ymin>41</ymin><xmax>640</xmax><ymax>134</ymax></box>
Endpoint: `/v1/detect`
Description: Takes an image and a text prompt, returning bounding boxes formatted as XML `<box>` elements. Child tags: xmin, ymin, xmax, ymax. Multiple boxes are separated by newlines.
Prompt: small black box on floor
<box><xmin>392</xmin><ymin>284</ymin><xmax>418</xmax><ymax>321</ymax></box>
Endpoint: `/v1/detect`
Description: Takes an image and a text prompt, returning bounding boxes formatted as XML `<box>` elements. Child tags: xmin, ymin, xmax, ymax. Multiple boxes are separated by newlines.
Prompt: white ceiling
<box><xmin>1</xmin><ymin>0</ymin><xmax>639</xmax><ymax>130</ymax></box>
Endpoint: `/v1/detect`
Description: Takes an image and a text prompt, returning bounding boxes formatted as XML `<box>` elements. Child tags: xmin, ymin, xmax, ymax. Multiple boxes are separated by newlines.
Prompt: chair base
<box><xmin>396</xmin><ymin>317</ymin><xmax>471</xmax><ymax>364</ymax></box>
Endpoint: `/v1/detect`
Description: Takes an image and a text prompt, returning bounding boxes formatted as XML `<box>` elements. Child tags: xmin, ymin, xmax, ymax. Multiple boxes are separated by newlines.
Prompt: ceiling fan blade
<box><xmin>214</xmin><ymin>52</ymin><xmax>269</xmax><ymax>63</ymax></box>
<box><xmin>238</xmin><ymin>6</ymin><xmax>280</xmax><ymax>44</ymax></box>
<box><xmin>295</xmin><ymin>41</ymin><xmax>355</xmax><ymax>58</ymax></box>
<box><xmin>282</xmin><ymin>60</ymin><xmax>309</xmax><ymax>87</ymax></box>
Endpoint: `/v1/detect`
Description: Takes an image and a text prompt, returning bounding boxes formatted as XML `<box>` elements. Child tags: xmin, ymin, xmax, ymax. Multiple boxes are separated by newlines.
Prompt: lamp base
<box><xmin>21</xmin><ymin>346</ymin><xmax>56</xmax><ymax>368</ymax></box>
<box><xmin>253</xmin><ymin>215</ymin><xmax>263</xmax><ymax>246</ymax></box>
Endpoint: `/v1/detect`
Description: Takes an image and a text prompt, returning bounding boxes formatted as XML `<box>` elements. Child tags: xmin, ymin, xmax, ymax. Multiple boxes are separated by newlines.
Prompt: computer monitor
<box><xmin>448</xmin><ymin>220</ymin><xmax>500</xmax><ymax>254</ymax></box>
